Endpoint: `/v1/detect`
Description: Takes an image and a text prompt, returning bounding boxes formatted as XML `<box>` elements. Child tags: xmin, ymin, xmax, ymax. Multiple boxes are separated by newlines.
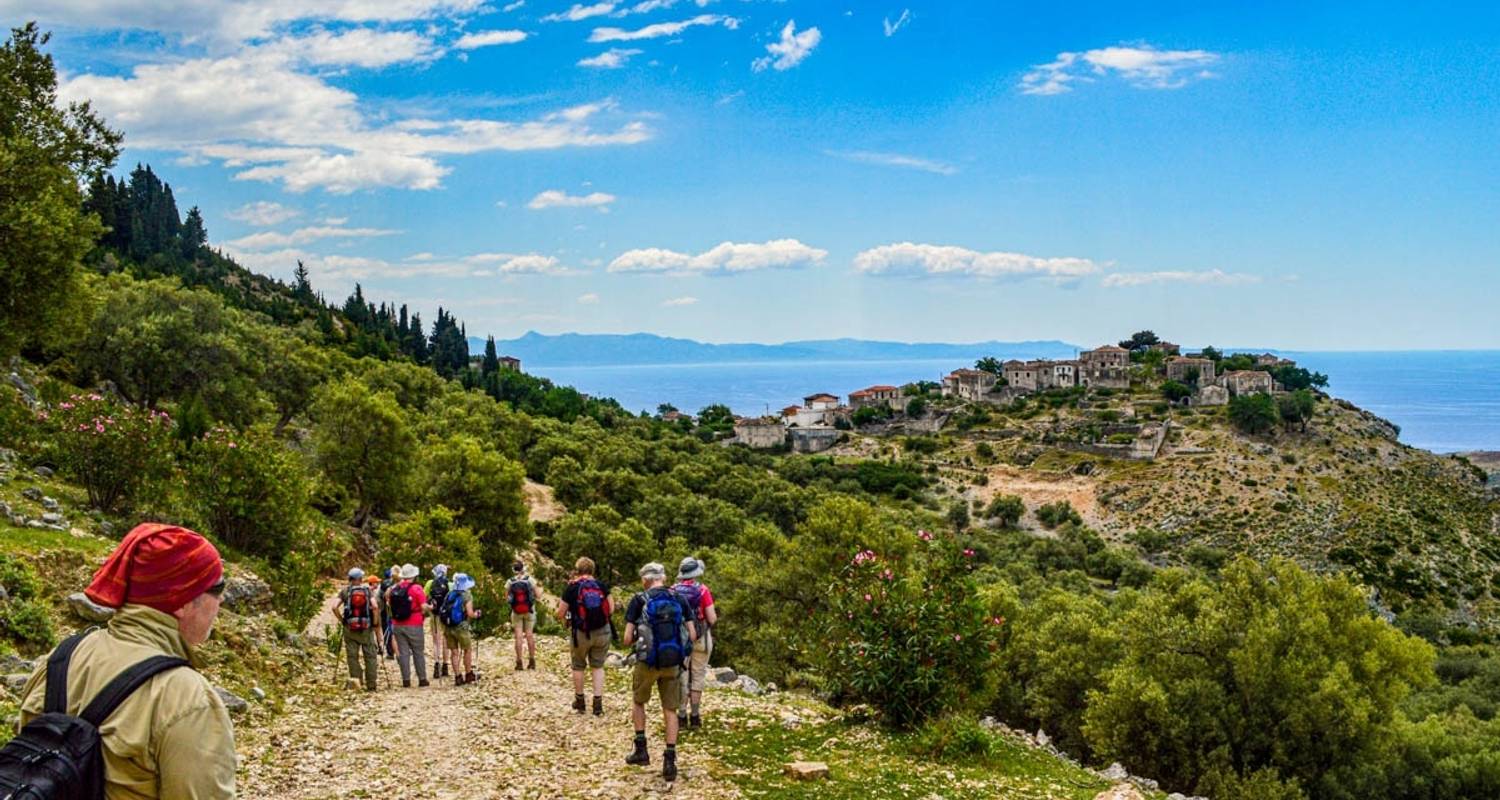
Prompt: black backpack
<box><xmin>388</xmin><ymin>583</ymin><xmax>414</xmax><ymax>622</ymax></box>
<box><xmin>428</xmin><ymin>575</ymin><xmax>449</xmax><ymax>619</ymax></box>
<box><xmin>0</xmin><ymin>632</ymin><xmax>189</xmax><ymax>799</ymax></box>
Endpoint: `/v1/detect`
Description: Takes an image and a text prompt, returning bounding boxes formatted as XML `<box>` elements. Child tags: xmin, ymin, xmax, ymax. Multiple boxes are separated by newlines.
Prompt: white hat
<box><xmin>400</xmin><ymin>563</ymin><xmax>419</xmax><ymax>580</ymax></box>
<box><xmin>639</xmin><ymin>562</ymin><xmax>666</xmax><ymax>580</ymax></box>
<box><xmin>433</xmin><ymin>564</ymin><xmax>449</xmax><ymax>578</ymax></box>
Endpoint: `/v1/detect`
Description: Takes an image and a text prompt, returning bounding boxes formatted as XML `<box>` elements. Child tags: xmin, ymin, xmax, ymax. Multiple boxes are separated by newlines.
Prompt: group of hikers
<box><xmin>332</xmin><ymin>553</ymin><xmax>717</xmax><ymax>781</ymax></box>
<box><xmin>0</xmin><ymin>521</ymin><xmax>719</xmax><ymax>796</ymax></box>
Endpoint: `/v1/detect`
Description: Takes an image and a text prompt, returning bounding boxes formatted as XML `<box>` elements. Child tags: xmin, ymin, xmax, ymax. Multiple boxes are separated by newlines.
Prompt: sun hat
<box><xmin>453</xmin><ymin>573</ymin><xmax>476</xmax><ymax>592</ymax></box>
<box><xmin>400</xmin><ymin>563</ymin><xmax>419</xmax><ymax>580</ymax></box>
<box><xmin>639</xmin><ymin>562</ymin><xmax>666</xmax><ymax>580</ymax></box>
<box><xmin>677</xmin><ymin>556</ymin><xmax>704</xmax><ymax>580</ymax></box>
<box><xmin>348</xmin><ymin>567</ymin><xmax>365</xmax><ymax>581</ymax></box>
<box><xmin>433</xmin><ymin>564</ymin><xmax>449</xmax><ymax>578</ymax></box>
<box><xmin>366</xmin><ymin>575</ymin><xmax>381</xmax><ymax>586</ymax></box>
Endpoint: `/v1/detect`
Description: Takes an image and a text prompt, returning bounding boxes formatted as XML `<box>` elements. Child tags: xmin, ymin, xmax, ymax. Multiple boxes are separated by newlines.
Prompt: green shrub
<box><xmin>0</xmin><ymin>555</ymin><xmax>41</xmax><ymax>601</ymax></box>
<box><xmin>184</xmin><ymin>425</ymin><xmax>310</xmax><ymax>563</ymax></box>
<box><xmin>984</xmin><ymin>495</ymin><xmax>1025</xmax><ymax>528</ymax></box>
<box><xmin>272</xmin><ymin>522</ymin><xmax>348</xmax><ymax>629</ymax></box>
<box><xmin>817</xmin><ymin>532</ymin><xmax>999</xmax><ymax>729</ymax></box>
<box><xmin>44</xmin><ymin>393</ymin><xmax>173</xmax><ymax>511</ymax></box>
<box><xmin>1036</xmin><ymin>501</ymin><xmax>1082</xmax><ymax>529</ymax></box>
<box><xmin>0</xmin><ymin>599</ymin><xmax>55</xmax><ymax>652</ymax></box>
<box><xmin>910</xmin><ymin>715</ymin><xmax>997</xmax><ymax>761</ymax></box>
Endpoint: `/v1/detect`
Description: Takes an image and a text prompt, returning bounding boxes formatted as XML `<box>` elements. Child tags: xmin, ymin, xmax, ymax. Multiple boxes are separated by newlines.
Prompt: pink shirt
<box><xmin>392</xmin><ymin>580</ymin><xmax>427</xmax><ymax>626</ymax></box>
<box><xmin>678</xmin><ymin>579</ymin><xmax>714</xmax><ymax>620</ymax></box>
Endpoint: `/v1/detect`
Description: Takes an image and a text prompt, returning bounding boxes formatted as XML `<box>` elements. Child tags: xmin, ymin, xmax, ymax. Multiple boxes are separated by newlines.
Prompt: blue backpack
<box><xmin>441</xmin><ymin>591</ymin><xmax>467</xmax><ymax>627</ymax></box>
<box><xmin>637</xmin><ymin>589</ymin><xmax>687</xmax><ymax>669</ymax></box>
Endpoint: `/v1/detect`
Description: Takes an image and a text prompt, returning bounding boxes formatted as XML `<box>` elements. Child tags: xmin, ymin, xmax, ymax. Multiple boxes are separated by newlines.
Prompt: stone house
<box><xmin>1166</xmin><ymin>356</ymin><xmax>1216</xmax><ymax>384</ymax></box>
<box><xmin>782</xmin><ymin>404</ymin><xmax>831</xmax><ymax>428</ymax></box>
<box><xmin>1001</xmin><ymin>360</ymin><xmax>1038</xmax><ymax>393</ymax></box>
<box><xmin>1223</xmin><ymin>370</ymin><xmax>1274</xmax><ymax>396</ymax></box>
<box><xmin>733</xmin><ymin>418</ymin><xmax>787</xmax><ymax>449</ymax></box>
<box><xmin>499</xmin><ymin>356</ymin><xmax>522</xmax><ymax>372</ymax></box>
<box><xmin>803</xmin><ymin>393</ymin><xmax>840</xmax><ymax>411</ymax></box>
<box><xmin>789</xmin><ymin>426</ymin><xmax>840</xmax><ymax>454</ymax></box>
<box><xmin>942</xmin><ymin>368</ymin><xmax>997</xmax><ymax>401</ymax></box>
<box><xmin>848</xmin><ymin>385</ymin><xmax>904</xmax><ymax>412</ymax></box>
<box><xmin>1049</xmin><ymin>360</ymin><xmax>1079</xmax><ymax>388</ymax></box>
<box><xmin>1151</xmin><ymin>341</ymin><xmax>1182</xmax><ymax>356</ymax></box>
<box><xmin>1255</xmin><ymin>353</ymin><xmax>1295</xmax><ymax>369</ymax></box>
<box><xmin>1081</xmin><ymin>344</ymin><xmax>1130</xmax><ymax>370</ymax></box>
<box><xmin>1193</xmin><ymin>385</ymin><xmax>1229</xmax><ymax>406</ymax></box>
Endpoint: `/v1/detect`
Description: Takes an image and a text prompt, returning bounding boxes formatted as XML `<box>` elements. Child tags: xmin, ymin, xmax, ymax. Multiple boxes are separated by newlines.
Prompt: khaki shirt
<box><xmin>18</xmin><ymin>604</ymin><xmax>237</xmax><ymax>799</ymax></box>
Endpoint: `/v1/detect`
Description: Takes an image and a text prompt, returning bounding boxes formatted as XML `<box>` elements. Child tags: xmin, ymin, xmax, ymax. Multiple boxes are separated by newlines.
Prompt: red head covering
<box><xmin>85</xmin><ymin>523</ymin><xmax>224</xmax><ymax>614</ymax></box>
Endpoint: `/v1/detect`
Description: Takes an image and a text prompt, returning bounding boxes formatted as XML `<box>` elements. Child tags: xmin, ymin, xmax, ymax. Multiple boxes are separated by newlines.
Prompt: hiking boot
<box><xmin>573</xmin><ymin>694</ymin><xmax>586</xmax><ymax>714</ymax></box>
<box><xmin>440</xmin><ymin>663</ymin><xmax>449</xmax><ymax>677</ymax></box>
<box><xmin>592</xmin><ymin>696</ymin><xmax>604</xmax><ymax>716</ymax></box>
<box><xmin>515</xmin><ymin>659</ymin><xmax>524</xmax><ymax>671</ymax></box>
<box><xmin>466</xmin><ymin>670</ymin><xmax>477</xmax><ymax>683</ymax></box>
<box><xmin>662</xmin><ymin>748</ymin><xmax>677</xmax><ymax>781</ymax></box>
<box><xmin>418</xmin><ymin>679</ymin><xmax>430</xmax><ymax>688</ymax></box>
<box><xmin>690</xmin><ymin>714</ymin><xmax>702</xmax><ymax>729</ymax></box>
<box><xmin>625</xmin><ymin>738</ymin><xmax>650</xmax><ymax>766</ymax></box>
<box><xmin>402</xmin><ymin>679</ymin><xmax>411</xmax><ymax>688</ymax></box>
<box><xmin>677</xmin><ymin>712</ymin><xmax>688</xmax><ymax>729</ymax></box>
<box><xmin>454</xmin><ymin>673</ymin><xmax>466</xmax><ymax>686</ymax></box>
<box><xmin>527</xmin><ymin>658</ymin><xmax>536</xmax><ymax>670</ymax></box>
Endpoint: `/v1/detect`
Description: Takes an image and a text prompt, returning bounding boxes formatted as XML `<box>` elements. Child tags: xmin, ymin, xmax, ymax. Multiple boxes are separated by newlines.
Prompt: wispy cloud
<box><xmin>883</xmin><ymin>9</ymin><xmax>911</xmax><ymax>37</ymax></box>
<box><xmin>827</xmin><ymin>149</ymin><xmax>956</xmax><ymax>175</ymax></box>
<box><xmin>454</xmin><ymin>29</ymin><xmax>528</xmax><ymax>49</ymax></box>
<box><xmin>578</xmin><ymin>48</ymin><xmax>643</xmax><ymax>68</ymax></box>
<box><xmin>577</xmin><ymin>292</ymin><xmax>601</xmax><ymax>304</ymax></box>
<box><xmin>661</xmin><ymin>296</ymin><xmax>699</xmax><ymax>306</ymax></box>
<box><xmin>544</xmin><ymin>2</ymin><xmax>616</xmax><ymax>22</ymax></box>
<box><xmin>528</xmin><ymin>189</ymin><xmax>617</xmax><ymax>210</ymax></box>
<box><xmin>503</xmin><ymin>0</ymin><xmax>525</xmax><ymax>11</ymax></box>
<box><xmin>225</xmin><ymin>224</ymin><xmax>399</xmax><ymax>250</ymax></box>
<box><xmin>589</xmin><ymin>14</ymin><xmax>737</xmax><ymax>42</ymax></box>
<box><xmin>225</xmin><ymin>201</ymin><xmax>300</xmax><ymax>226</ymax></box>
<box><xmin>257</xmin><ymin>28</ymin><xmax>444</xmax><ymax>68</ymax></box>
<box><xmin>609</xmin><ymin>239</ymin><xmax>827</xmax><ymax>275</ymax></box>
<box><xmin>753</xmin><ymin>20</ymin><xmax>821</xmax><ymax>72</ymax></box>
<box><xmin>854</xmin><ymin>242</ymin><xmax>1098</xmax><ymax>280</ymax></box>
<box><xmin>1100</xmin><ymin>269</ymin><xmax>1259</xmax><ymax>288</ymax></box>
<box><xmin>1021</xmin><ymin>44</ymin><xmax>1219</xmax><ymax>95</ymax></box>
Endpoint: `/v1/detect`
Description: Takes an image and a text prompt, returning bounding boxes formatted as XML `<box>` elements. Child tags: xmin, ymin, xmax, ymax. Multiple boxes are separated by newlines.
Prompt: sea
<box><xmin>533</xmin><ymin>351</ymin><xmax>1500</xmax><ymax>454</ymax></box>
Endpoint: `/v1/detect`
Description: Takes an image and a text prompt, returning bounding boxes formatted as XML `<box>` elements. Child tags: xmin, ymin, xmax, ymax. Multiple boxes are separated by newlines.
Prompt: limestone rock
<box><xmin>67</xmin><ymin>592</ymin><xmax>116</xmax><ymax>623</ymax></box>
<box><xmin>779</xmin><ymin>711</ymin><xmax>802</xmax><ymax>729</ymax></box>
<box><xmin>221</xmin><ymin>574</ymin><xmax>272</xmax><ymax>611</ymax></box>
<box><xmin>41</xmin><ymin>512</ymin><xmax>62</xmax><ymax>525</ymax></box>
<box><xmin>3</xmin><ymin>674</ymin><xmax>30</xmax><ymax>692</ymax></box>
<box><xmin>21</xmin><ymin>487</ymin><xmax>41</xmax><ymax>501</ymax></box>
<box><xmin>710</xmin><ymin>666</ymin><xmax>737</xmax><ymax>683</ymax></box>
<box><xmin>783</xmin><ymin>761</ymin><xmax>828</xmax><ymax>781</ymax></box>
<box><xmin>215</xmin><ymin>686</ymin><xmax>249</xmax><ymax>713</ymax></box>
<box><xmin>1101</xmin><ymin>763</ymin><xmax>1129</xmax><ymax>781</ymax></box>
<box><xmin>1094</xmin><ymin>785</ymin><xmax>1145</xmax><ymax>800</ymax></box>
<box><xmin>251</xmin><ymin>686</ymin><xmax>266</xmax><ymax>701</ymax></box>
<box><xmin>733</xmin><ymin>675</ymin><xmax>762</xmax><ymax>695</ymax></box>
<box><xmin>41</xmin><ymin>496</ymin><xmax>58</xmax><ymax>510</ymax></box>
<box><xmin>1036</xmin><ymin>728</ymin><xmax>1050</xmax><ymax>747</ymax></box>
<box><xmin>32</xmin><ymin>466</ymin><xmax>53</xmax><ymax>479</ymax></box>
<box><xmin>0</xmin><ymin>655</ymin><xmax>32</xmax><ymax>675</ymax></box>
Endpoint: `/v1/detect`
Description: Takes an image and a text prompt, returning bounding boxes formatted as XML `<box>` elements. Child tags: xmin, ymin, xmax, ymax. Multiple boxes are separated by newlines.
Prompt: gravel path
<box><xmin>238</xmin><ymin>633</ymin><xmax>742</xmax><ymax>799</ymax></box>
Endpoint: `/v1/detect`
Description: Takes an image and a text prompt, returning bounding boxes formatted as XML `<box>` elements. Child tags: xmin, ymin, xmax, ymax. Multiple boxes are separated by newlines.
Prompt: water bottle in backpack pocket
<box><xmin>635</xmin><ymin>590</ymin><xmax>688</xmax><ymax>669</ymax></box>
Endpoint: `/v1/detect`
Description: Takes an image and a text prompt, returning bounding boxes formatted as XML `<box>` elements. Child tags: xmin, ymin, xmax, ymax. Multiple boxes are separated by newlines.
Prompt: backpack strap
<box><xmin>43</xmin><ymin>631</ymin><xmax>92</xmax><ymax>714</ymax></box>
<box><xmin>79</xmin><ymin>655</ymin><xmax>191</xmax><ymax>728</ymax></box>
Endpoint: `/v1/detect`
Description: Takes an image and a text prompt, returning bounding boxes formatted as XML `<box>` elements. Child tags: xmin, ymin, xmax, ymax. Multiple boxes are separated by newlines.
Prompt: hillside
<box><xmin>866</xmin><ymin>384</ymin><xmax>1500</xmax><ymax>630</ymax></box>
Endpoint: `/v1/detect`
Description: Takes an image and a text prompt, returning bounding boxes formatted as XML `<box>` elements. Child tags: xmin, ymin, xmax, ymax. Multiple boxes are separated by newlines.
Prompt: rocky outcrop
<box><xmin>67</xmin><ymin>592</ymin><xmax>116</xmax><ymax>623</ymax></box>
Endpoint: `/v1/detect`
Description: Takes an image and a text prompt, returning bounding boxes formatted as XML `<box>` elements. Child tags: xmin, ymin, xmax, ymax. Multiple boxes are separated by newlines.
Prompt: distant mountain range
<box><xmin>466</xmin><ymin>331</ymin><xmax>1084</xmax><ymax>367</ymax></box>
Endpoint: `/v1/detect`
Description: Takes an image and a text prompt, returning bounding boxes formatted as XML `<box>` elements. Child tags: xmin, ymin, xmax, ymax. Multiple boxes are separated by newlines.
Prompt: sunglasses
<box><xmin>206</xmin><ymin>580</ymin><xmax>226</xmax><ymax>597</ymax></box>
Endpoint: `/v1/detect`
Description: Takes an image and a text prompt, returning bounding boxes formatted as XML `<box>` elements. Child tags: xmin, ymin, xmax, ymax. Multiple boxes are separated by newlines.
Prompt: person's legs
<box><xmin>659</xmin><ymin>670</ymin><xmax>683</xmax><ymax>780</ymax></box>
<box><xmin>395</xmin><ymin>627</ymin><xmax>413</xmax><ymax>684</ymax></box>
<box><xmin>627</xmin><ymin>666</ymin><xmax>652</xmax><ymax>766</ymax></box>
<box><xmin>570</xmin><ymin>629</ymin><xmax>587</xmax><ymax>712</ymax></box>
<box><xmin>344</xmin><ymin>631</ymin><xmax>362</xmax><ymax>683</ymax></box>
<box><xmin>359</xmin><ymin>632</ymin><xmax>379</xmax><ymax>690</ymax></box>
<box><xmin>523</xmin><ymin>614</ymin><xmax>537</xmax><ymax>665</ymax></box>
<box><xmin>512</xmin><ymin>614</ymin><xmax>524</xmax><ymax>667</ymax></box>
<box><xmin>431</xmin><ymin>616</ymin><xmax>446</xmax><ymax>676</ymax></box>
<box><xmin>408</xmin><ymin>625</ymin><xmax>428</xmax><ymax>683</ymax></box>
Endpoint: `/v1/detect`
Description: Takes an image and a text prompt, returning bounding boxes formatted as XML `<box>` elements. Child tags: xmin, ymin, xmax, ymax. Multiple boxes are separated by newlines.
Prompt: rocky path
<box><xmin>238</xmin><ymin>632</ymin><xmax>742</xmax><ymax>800</ymax></box>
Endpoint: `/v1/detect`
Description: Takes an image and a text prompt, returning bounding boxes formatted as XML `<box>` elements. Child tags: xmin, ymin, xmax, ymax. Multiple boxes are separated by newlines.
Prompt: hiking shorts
<box><xmin>511</xmin><ymin>611</ymin><xmax>536</xmax><ymax>633</ymax></box>
<box><xmin>570</xmin><ymin>627</ymin><xmax>610</xmax><ymax>670</ymax></box>
<box><xmin>444</xmin><ymin>626</ymin><xmax>474</xmax><ymax>651</ymax></box>
<box><xmin>684</xmin><ymin>629</ymin><xmax>713</xmax><ymax>692</ymax></box>
<box><xmin>632</xmin><ymin>664</ymin><xmax>682</xmax><ymax>711</ymax></box>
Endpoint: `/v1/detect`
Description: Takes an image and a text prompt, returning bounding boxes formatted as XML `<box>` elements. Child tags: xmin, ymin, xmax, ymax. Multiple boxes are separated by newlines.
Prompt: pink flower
<box><xmin>863</xmin><ymin>594</ymin><xmax>872</xmax><ymax>602</ymax></box>
<box><xmin>963</xmin><ymin>548</ymin><xmax>976</xmax><ymax>558</ymax></box>
<box><xmin>954</xmin><ymin>634</ymin><xmax>962</xmax><ymax>642</ymax></box>
<box><xmin>227</xmin><ymin>442</ymin><xmax>237</xmax><ymax>449</ymax></box>
<box><xmin>59</xmin><ymin>402</ymin><xmax>73</xmax><ymax>410</ymax></box>
<box><xmin>918</xmin><ymin>530</ymin><xmax>933</xmax><ymax>541</ymax></box>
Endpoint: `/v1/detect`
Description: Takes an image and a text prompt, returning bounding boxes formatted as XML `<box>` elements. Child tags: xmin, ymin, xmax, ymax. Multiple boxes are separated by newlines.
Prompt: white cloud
<box><xmin>623</xmin><ymin>0</ymin><xmax>714</xmax><ymax>13</ymax></box>
<box><xmin>853</xmin><ymin>243</ymin><xmax>1098</xmax><ymax>280</ymax></box>
<box><xmin>528</xmin><ymin>189</ymin><xmax>616</xmax><ymax>210</ymax></box>
<box><xmin>8</xmin><ymin>0</ymin><xmax>489</xmax><ymax>45</ymax></box>
<box><xmin>225</xmin><ymin>200</ymin><xmax>300</xmax><ymax>226</ymax></box>
<box><xmin>257</xmin><ymin>28</ymin><xmax>442</xmax><ymax>67</ymax></box>
<box><xmin>544</xmin><ymin>2</ymin><xmax>616</xmax><ymax>22</ymax></box>
<box><xmin>222</xmin><ymin>246</ymin><xmax>567</xmax><ymax>283</ymax></box>
<box><xmin>827</xmin><ymin>149</ymin><xmax>955</xmax><ymax>175</ymax></box>
<box><xmin>883</xmin><ymin>9</ymin><xmax>911</xmax><ymax>37</ymax></box>
<box><xmin>589</xmin><ymin>14</ymin><xmax>737</xmax><ymax>42</ymax></box>
<box><xmin>577</xmin><ymin>292</ymin><xmax>601</xmax><ymax>304</ymax></box>
<box><xmin>503</xmin><ymin>0</ymin><xmax>525</xmax><ymax>10</ymax></box>
<box><xmin>1100</xmin><ymin>269</ymin><xmax>1260</xmax><ymax>288</ymax></box>
<box><xmin>464</xmin><ymin>253</ymin><xmax>567</xmax><ymax>274</ymax></box>
<box><xmin>1020</xmin><ymin>44</ymin><xmax>1219</xmax><ymax>95</ymax></box>
<box><xmin>454</xmin><ymin>29</ymin><xmax>528</xmax><ymax>49</ymax></box>
<box><xmin>753</xmin><ymin>20</ymin><xmax>820</xmax><ymax>72</ymax></box>
<box><xmin>225</xmin><ymin>224</ymin><xmax>400</xmax><ymax>250</ymax></box>
<box><xmin>60</xmin><ymin>54</ymin><xmax>652</xmax><ymax>193</ymax></box>
<box><xmin>661</xmin><ymin>296</ymin><xmax>698</xmax><ymax>306</ymax></box>
<box><xmin>578</xmin><ymin>48</ymin><xmax>643</xmax><ymax>68</ymax></box>
<box><xmin>608</xmin><ymin>239</ymin><xmax>827</xmax><ymax>275</ymax></box>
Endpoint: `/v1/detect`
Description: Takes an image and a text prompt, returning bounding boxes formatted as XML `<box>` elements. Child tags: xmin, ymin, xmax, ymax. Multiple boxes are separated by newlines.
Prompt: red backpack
<box><xmin>344</xmin><ymin>585</ymin><xmax>373</xmax><ymax>632</ymax></box>
<box><xmin>508</xmin><ymin>578</ymin><xmax>535</xmax><ymax>615</ymax></box>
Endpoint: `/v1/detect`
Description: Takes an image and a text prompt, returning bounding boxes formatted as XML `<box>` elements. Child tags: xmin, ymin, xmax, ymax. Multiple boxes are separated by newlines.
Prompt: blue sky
<box><xmin>13</xmin><ymin>0</ymin><xmax>1500</xmax><ymax>349</ymax></box>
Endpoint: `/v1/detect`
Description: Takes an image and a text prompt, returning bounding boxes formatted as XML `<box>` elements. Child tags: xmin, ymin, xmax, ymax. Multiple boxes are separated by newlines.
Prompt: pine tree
<box><xmin>292</xmin><ymin>261</ymin><xmax>312</xmax><ymax>300</ymax></box>
<box><xmin>179</xmin><ymin>206</ymin><xmax>207</xmax><ymax>259</ymax></box>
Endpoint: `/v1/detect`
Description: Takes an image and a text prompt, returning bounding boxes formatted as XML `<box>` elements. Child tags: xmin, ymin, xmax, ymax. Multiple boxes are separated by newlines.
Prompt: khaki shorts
<box><xmin>511</xmin><ymin>611</ymin><xmax>536</xmax><ymax>633</ymax></box>
<box><xmin>570</xmin><ymin>627</ymin><xmax>610</xmax><ymax>670</ymax></box>
<box><xmin>632</xmin><ymin>664</ymin><xmax>682</xmax><ymax>711</ymax></box>
<box><xmin>444</xmin><ymin>626</ymin><xmax>474</xmax><ymax>651</ymax></box>
<box><xmin>684</xmin><ymin>629</ymin><xmax>713</xmax><ymax>692</ymax></box>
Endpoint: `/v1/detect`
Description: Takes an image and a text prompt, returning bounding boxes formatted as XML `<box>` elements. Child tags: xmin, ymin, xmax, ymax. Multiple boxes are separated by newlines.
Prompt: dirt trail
<box><xmin>977</xmin><ymin>466</ymin><xmax>1107</xmax><ymax>530</ymax></box>
<box><xmin>238</xmin><ymin>632</ymin><xmax>740</xmax><ymax>800</ymax></box>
